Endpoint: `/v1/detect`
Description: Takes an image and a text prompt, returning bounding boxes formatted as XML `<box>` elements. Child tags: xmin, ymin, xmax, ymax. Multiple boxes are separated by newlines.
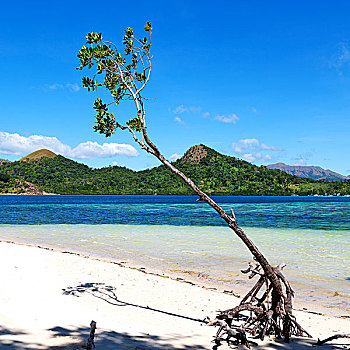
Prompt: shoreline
<box><xmin>0</xmin><ymin>240</ymin><xmax>349</xmax><ymax>349</ymax></box>
<box><xmin>0</xmin><ymin>219</ymin><xmax>348</xmax><ymax>319</ymax></box>
<box><xmin>1</xmin><ymin>192</ymin><xmax>350</xmax><ymax>197</ymax></box>
<box><xmin>1</xmin><ymin>238</ymin><xmax>349</xmax><ymax>319</ymax></box>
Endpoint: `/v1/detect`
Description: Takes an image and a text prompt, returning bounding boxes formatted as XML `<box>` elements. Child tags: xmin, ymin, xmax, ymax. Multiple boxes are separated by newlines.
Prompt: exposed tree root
<box><xmin>208</xmin><ymin>261</ymin><xmax>311</xmax><ymax>345</ymax></box>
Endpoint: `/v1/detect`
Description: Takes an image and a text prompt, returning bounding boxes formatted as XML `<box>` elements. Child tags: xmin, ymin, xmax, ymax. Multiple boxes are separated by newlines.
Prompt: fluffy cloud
<box><xmin>232</xmin><ymin>138</ymin><xmax>259</xmax><ymax>154</ymax></box>
<box><xmin>242</xmin><ymin>153</ymin><xmax>272</xmax><ymax>163</ymax></box>
<box><xmin>0</xmin><ymin>131</ymin><xmax>138</xmax><ymax>159</ymax></box>
<box><xmin>169</xmin><ymin>153</ymin><xmax>182</xmax><ymax>161</ymax></box>
<box><xmin>214</xmin><ymin>114</ymin><xmax>239</xmax><ymax>124</ymax></box>
<box><xmin>232</xmin><ymin>138</ymin><xmax>282</xmax><ymax>155</ymax></box>
<box><xmin>69</xmin><ymin>141</ymin><xmax>138</xmax><ymax>159</ymax></box>
<box><xmin>0</xmin><ymin>132</ymin><xmax>70</xmax><ymax>155</ymax></box>
<box><xmin>232</xmin><ymin>138</ymin><xmax>283</xmax><ymax>164</ymax></box>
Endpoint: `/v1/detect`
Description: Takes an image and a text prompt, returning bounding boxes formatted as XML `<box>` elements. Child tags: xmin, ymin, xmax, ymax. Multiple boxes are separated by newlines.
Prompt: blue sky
<box><xmin>0</xmin><ymin>1</ymin><xmax>349</xmax><ymax>174</ymax></box>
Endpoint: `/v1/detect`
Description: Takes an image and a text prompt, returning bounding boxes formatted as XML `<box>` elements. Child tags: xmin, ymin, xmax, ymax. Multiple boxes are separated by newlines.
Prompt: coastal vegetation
<box><xmin>1</xmin><ymin>145</ymin><xmax>349</xmax><ymax>195</ymax></box>
<box><xmin>0</xmin><ymin>171</ymin><xmax>43</xmax><ymax>194</ymax></box>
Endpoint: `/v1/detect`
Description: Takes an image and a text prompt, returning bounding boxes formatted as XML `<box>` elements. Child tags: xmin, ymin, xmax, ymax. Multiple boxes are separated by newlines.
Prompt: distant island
<box><xmin>267</xmin><ymin>162</ymin><xmax>349</xmax><ymax>182</ymax></box>
<box><xmin>0</xmin><ymin>145</ymin><xmax>349</xmax><ymax>195</ymax></box>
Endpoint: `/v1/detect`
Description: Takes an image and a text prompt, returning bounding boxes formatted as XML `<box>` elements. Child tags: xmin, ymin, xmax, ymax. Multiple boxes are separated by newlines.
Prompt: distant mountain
<box><xmin>19</xmin><ymin>149</ymin><xmax>57</xmax><ymax>162</ymax></box>
<box><xmin>1</xmin><ymin>145</ymin><xmax>349</xmax><ymax>195</ymax></box>
<box><xmin>266</xmin><ymin>163</ymin><xmax>347</xmax><ymax>181</ymax></box>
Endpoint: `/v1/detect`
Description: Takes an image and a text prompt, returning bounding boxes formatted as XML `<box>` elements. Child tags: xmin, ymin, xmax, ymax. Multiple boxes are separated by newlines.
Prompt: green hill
<box><xmin>1</xmin><ymin>145</ymin><xmax>349</xmax><ymax>195</ymax></box>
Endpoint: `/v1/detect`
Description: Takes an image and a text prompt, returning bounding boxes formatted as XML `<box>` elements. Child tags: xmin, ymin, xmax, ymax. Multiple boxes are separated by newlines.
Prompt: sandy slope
<box><xmin>0</xmin><ymin>241</ymin><xmax>348</xmax><ymax>349</ymax></box>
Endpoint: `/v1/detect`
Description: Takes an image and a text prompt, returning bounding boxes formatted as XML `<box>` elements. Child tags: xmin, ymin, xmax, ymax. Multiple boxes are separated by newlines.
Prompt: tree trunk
<box><xmin>139</xmin><ymin>135</ymin><xmax>309</xmax><ymax>342</ymax></box>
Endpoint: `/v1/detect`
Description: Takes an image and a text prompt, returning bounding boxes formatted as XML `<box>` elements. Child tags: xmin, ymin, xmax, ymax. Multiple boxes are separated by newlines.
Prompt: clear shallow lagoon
<box><xmin>0</xmin><ymin>195</ymin><xmax>349</xmax><ymax>313</ymax></box>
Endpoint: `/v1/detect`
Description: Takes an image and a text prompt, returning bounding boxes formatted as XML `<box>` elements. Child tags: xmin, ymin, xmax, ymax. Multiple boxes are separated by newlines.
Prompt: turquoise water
<box><xmin>0</xmin><ymin>195</ymin><xmax>349</xmax><ymax>313</ymax></box>
<box><xmin>0</xmin><ymin>195</ymin><xmax>349</xmax><ymax>229</ymax></box>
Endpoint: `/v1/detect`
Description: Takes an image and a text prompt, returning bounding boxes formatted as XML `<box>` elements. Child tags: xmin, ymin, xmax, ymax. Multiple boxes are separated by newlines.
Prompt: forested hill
<box><xmin>0</xmin><ymin>144</ymin><xmax>349</xmax><ymax>195</ymax></box>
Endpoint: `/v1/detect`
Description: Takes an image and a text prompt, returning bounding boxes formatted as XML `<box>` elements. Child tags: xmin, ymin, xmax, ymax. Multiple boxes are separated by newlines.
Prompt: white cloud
<box><xmin>291</xmin><ymin>150</ymin><xmax>314</xmax><ymax>165</ymax></box>
<box><xmin>69</xmin><ymin>141</ymin><xmax>138</xmax><ymax>159</ymax></box>
<box><xmin>172</xmin><ymin>105</ymin><xmax>187</xmax><ymax>114</ymax></box>
<box><xmin>47</xmin><ymin>83</ymin><xmax>80</xmax><ymax>92</ymax></box>
<box><xmin>332</xmin><ymin>42</ymin><xmax>350</xmax><ymax>69</ymax></box>
<box><xmin>292</xmin><ymin>159</ymin><xmax>306</xmax><ymax>166</ymax></box>
<box><xmin>202</xmin><ymin>112</ymin><xmax>210</xmax><ymax>118</ymax></box>
<box><xmin>232</xmin><ymin>138</ymin><xmax>259</xmax><ymax>154</ymax></box>
<box><xmin>171</xmin><ymin>105</ymin><xmax>201</xmax><ymax>115</ymax></box>
<box><xmin>48</xmin><ymin>84</ymin><xmax>64</xmax><ymax>90</ymax></box>
<box><xmin>0</xmin><ymin>131</ymin><xmax>70</xmax><ymax>155</ymax></box>
<box><xmin>261</xmin><ymin>143</ymin><xmax>283</xmax><ymax>151</ymax></box>
<box><xmin>233</xmin><ymin>138</ymin><xmax>282</xmax><ymax>164</ymax></box>
<box><xmin>169</xmin><ymin>153</ymin><xmax>182</xmax><ymax>161</ymax></box>
<box><xmin>251</xmin><ymin>107</ymin><xmax>258</xmax><ymax>114</ymax></box>
<box><xmin>233</xmin><ymin>138</ymin><xmax>282</xmax><ymax>155</ymax></box>
<box><xmin>214</xmin><ymin>114</ymin><xmax>239</xmax><ymax>124</ymax></box>
<box><xmin>242</xmin><ymin>153</ymin><xmax>273</xmax><ymax>163</ymax></box>
<box><xmin>0</xmin><ymin>131</ymin><xmax>138</xmax><ymax>159</ymax></box>
<box><xmin>111</xmin><ymin>161</ymin><xmax>119</xmax><ymax>166</ymax></box>
<box><xmin>242</xmin><ymin>153</ymin><xmax>256</xmax><ymax>162</ymax></box>
<box><xmin>174</xmin><ymin>116</ymin><xmax>188</xmax><ymax>127</ymax></box>
<box><xmin>66</xmin><ymin>83</ymin><xmax>80</xmax><ymax>92</ymax></box>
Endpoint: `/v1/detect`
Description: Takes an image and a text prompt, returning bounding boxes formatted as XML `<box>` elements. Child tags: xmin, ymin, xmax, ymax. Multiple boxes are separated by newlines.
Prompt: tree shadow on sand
<box><xmin>0</xmin><ymin>324</ymin><xmax>349</xmax><ymax>350</ymax></box>
<box><xmin>1</xmin><ymin>283</ymin><xmax>347</xmax><ymax>349</ymax></box>
<box><xmin>62</xmin><ymin>282</ymin><xmax>207</xmax><ymax>324</ymax></box>
<box><xmin>0</xmin><ymin>324</ymin><xmax>210</xmax><ymax>349</ymax></box>
<box><xmin>57</xmin><ymin>282</ymin><xmax>350</xmax><ymax>350</ymax></box>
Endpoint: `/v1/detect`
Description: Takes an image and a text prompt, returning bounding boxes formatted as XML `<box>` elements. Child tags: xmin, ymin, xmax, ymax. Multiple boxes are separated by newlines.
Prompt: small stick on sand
<box><xmin>317</xmin><ymin>334</ymin><xmax>350</xmax><ymax>345</ymax></box>
<box><xmin>86</xmin><ymin>320</ymin><xmax>96</xmax><ymax>349</ymax></box>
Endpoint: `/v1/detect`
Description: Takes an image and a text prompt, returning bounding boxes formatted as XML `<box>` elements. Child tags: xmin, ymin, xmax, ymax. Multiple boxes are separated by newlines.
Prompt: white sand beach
<box><xmin>0</xmin><ymin>241</ymin><xmax>349</xmax><ymax>349</ymax></box>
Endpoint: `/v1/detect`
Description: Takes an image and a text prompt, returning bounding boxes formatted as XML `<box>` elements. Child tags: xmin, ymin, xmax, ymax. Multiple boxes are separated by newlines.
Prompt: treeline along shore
<box><xmin>1</xmin><ymin>145</ymin><xmax>349</xmax><ymax>196</ymax></box>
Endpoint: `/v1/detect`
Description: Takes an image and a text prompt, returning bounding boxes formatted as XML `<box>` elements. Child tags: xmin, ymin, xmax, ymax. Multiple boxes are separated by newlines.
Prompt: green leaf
<box><xmin>126</xmin><ymin>117</ymin><xmax>142</xmax><ymax>132</ymax></box>
<box><xmin>85</xmin><ymin>31</ymin><xmax>103</xmax><ymax>44</ymax></box>
<box><xmin>144</xmin><ymin>22</ymin><xmax>152</xmax><ymax>32</ymax></box>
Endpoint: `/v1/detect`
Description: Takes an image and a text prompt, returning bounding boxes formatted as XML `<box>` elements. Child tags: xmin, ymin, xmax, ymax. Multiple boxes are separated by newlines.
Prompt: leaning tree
<box><xmin>77</xmin><ymin>23</ymin><xmax>311</xmax><ymax>345</ymax></box>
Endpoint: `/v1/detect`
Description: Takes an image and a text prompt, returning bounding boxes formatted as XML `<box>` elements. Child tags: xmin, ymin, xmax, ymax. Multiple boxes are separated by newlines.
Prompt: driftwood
<box><xmin>86</xmin><ymin>320</ymin><xmax>96</xmax><ymax>349</ymax></box>
<box><xmin>208</xmin><ymin>260</ymin><xmax>311</xmax><ymax>345</ymax></box>
<box><xmin>317</xmin><ymin>334</ymin><xmax>350</xmax><ymax>345</ymax></box>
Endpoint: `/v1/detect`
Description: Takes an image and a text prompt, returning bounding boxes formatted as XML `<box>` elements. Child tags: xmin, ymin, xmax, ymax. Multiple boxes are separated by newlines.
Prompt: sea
<box><xmin>0</xmin><ymin>195</ymin><xmax>349</xmax><ymax>315</ymax></box>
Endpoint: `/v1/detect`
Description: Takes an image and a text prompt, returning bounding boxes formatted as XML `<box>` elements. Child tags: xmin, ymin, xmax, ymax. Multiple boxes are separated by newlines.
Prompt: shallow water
<box><xmin>0</xmin><ymin>195</ymin><xmax>349</xmax><ymax>313</ymax></box>
<box><xmin>0</xmin><ymin>223</ymin><xmax>348</xmax><ymax>313</ymax></box>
